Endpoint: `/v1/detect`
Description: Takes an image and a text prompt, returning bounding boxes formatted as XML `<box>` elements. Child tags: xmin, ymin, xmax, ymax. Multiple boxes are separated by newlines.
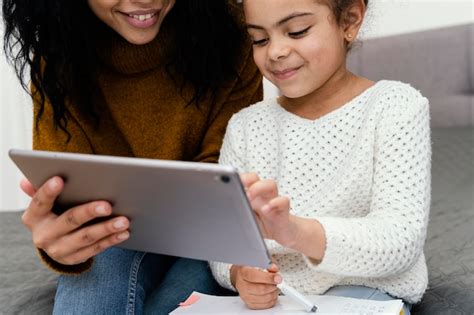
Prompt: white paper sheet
<box><xmin>171</xmin><ymin>292</ymin><xmax>403</xmax><ymax>315</ymax></box>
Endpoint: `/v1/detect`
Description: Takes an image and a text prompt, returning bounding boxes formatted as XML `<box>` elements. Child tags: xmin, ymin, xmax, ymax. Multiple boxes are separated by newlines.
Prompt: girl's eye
<box><xmin>252</xmin><ymin>38</ymin><xmax>268</xmax><ymax>46</ymax></box>
<box><xmin>289</xmin><ymin>26</ymin><xmax>311</xmax><ymax>38</ymax></box>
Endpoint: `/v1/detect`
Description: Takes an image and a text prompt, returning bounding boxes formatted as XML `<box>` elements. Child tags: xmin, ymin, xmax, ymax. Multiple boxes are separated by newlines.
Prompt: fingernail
<box><xmin>117</xmin><ymin>231</ymin><xmax>129</xmax><ymax>240</ymax></box>
<box><xmin>95</xmin><ymin>205</ymin><xmax>108</xmax><ymax>215</ymax></box>
<box><xmin>246</xmin><ymin>192</ymin><xmax>252</xmax><ymax>200</ymax></box>
<box><xmin>113</xmin><ymin>219</ymin><xmax>127</xmax><ymax>229</ymax></box>
<box><xmin>49</xmin><ymin>178</ymin><xmax>58</xmax><ymax>190</ymax></box>
<box><xmin>274</xmin><ymin>275</ymin><xmax>282</xmax><ymax>284</ymax></box>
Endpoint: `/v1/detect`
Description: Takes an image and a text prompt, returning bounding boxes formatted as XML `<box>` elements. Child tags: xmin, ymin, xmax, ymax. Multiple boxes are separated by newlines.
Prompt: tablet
<box><xmin>9</xmin><ymin>149</ymin><xmax>271</xmax><ymax>268</ymax></box>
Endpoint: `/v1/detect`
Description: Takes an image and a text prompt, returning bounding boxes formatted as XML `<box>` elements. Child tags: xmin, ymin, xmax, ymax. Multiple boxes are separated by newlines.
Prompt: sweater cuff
<box><xmin>37</xmin><ymin>248</ymin><xmax>93</xmax><ymax>275</ymax></box>
<box><xmin>209</xmin><ymin>261</ymin><xmax>236</xmax><ymax>292</ymax></box>
<box><xmin>302</xmin><ymin>217</ymin><xmax>347</xmax><ymax>274</ymax></box>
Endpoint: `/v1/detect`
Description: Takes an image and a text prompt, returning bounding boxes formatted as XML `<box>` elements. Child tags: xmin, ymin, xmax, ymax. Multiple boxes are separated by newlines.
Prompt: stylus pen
<box><xmin>277</xmin><ymin>281</ymin><xmax>317</xmax><ymax>313</ymax></box>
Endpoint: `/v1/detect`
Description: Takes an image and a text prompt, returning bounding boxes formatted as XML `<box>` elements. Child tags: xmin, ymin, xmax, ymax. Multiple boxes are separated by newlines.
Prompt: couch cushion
<box><xmin>412</xmin><ymin>127</ymin><xmax>474</xmax><ymax>314</ymax></box>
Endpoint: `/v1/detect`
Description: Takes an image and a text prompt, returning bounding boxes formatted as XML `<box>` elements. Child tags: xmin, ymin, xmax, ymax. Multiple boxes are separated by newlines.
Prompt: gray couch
<box><xmin>349</xmin><ymin>24</ymin><xmax>473</xmax><ymax>128</ymax></box>
<box><xmin>1</xmin><ymin>24</ymin><xmax>473</xmax><ymax>314</ymax></box>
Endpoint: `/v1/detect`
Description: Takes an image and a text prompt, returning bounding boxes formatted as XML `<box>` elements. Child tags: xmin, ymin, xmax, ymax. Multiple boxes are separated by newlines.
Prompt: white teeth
<box><xmin>129</xmin><ymin>13</ymin><xmax>155</xmax><ymax>21</ymax></box>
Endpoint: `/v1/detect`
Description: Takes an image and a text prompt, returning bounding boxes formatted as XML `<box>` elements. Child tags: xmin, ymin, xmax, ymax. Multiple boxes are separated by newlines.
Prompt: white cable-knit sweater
<box><xmin>210</xmin><ymin>80</ymin><xmax>431</xmax><ymax>304</ymax></box>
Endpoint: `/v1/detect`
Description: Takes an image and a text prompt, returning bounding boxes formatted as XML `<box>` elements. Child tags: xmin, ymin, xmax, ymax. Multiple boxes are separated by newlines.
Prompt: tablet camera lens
<box><xmin>220</xmin><ymin>175</ymin><xmax>231</xmax><ymax>183</ymax></box>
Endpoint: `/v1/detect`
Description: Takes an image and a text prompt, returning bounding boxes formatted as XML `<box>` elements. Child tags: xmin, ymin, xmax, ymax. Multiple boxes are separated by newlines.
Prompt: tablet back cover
<box><xmin>9</xmin><ymin>149</ymin><xmax>271</xmax><ymax>268</ymax></box>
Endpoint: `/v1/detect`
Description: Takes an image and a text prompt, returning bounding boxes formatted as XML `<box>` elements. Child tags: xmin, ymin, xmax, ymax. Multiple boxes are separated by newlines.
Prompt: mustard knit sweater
<box><xmin>33</xmin><ymin>22</ymin><xmax>263</xmax><ymax>274</ymax></box>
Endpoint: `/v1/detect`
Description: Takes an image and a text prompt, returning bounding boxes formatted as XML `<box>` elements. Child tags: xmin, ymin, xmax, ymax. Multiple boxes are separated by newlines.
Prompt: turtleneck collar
<box><xmin>96</xmin><ymin>19</ymin><xmax>174</xmax><ymax>75</ymax></box>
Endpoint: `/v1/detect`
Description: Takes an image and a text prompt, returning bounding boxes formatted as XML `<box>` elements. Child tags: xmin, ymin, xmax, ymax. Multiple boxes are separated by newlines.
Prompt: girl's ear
<box><xmin>341</xmin><ymin>0</ymin><xmax>366</xmax><ymax>43</ymax></box>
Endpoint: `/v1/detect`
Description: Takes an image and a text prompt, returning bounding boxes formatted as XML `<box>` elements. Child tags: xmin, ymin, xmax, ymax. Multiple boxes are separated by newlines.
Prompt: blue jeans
<box><xmin>324</xmin><ymin>285</ymin><xmax>411</xmax><ymax>315</ymax></box>
<box><xmin>53</xmin><ymin>247</ymin><xmax>232</xmax><ymax>315</ymax></box>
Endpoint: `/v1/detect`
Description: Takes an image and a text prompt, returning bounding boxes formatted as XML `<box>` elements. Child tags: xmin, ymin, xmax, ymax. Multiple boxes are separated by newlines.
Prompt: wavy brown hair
<box><xmin>3</xmin><ymin>0</ymin><xmax>246</xmax><ymax>138</ymax></box>
<box><xmin>324</xmin><ymin>0</ymin><xmax>369</xmax><ymax>23</ymax></box>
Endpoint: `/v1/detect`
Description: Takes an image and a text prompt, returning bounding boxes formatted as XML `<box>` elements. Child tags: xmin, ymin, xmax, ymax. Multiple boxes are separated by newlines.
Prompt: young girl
<box><xmin>210</xmin><ymin>0</ymin><xmax>430</xmax><ymax>313</ymax></box>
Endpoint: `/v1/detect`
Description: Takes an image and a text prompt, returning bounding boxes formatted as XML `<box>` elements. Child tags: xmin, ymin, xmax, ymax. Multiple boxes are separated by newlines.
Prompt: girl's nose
<box><xmin>267</xmin><ymin>39</ymin><xmax>291</xmax><ymax>61</ymax></box>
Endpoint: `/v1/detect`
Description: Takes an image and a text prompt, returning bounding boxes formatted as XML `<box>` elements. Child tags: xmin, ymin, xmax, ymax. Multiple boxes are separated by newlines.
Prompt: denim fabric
<box><xmin>53</xmin><ymin>247</ymin><xmax>230</xmax><ymax>315</ymax></box>
<box><xmin>324</xmin><ymin>285</ymin><xmax>411</xmax><ymax>315</ymax></box>
<box><xmin>144</xmin><ymin>256</ymin><xmax>234</xmax><ymax>315</ymax></box>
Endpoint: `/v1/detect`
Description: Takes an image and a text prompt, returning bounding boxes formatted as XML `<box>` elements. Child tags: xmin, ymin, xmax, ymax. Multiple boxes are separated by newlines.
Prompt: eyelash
<box><xmin>252</xmin><ymin>26</ymin><xmax>312</xmax><ymax>46</ymax></box>
<box><xmin>252</xmin><ymin>39</ymin><xmax>268</xmax><ymax>46</ymax></box>
<box><xmin>289</xmin><ymin>26</ymin><xmax>311</xmax><ymax>37</ymax></box>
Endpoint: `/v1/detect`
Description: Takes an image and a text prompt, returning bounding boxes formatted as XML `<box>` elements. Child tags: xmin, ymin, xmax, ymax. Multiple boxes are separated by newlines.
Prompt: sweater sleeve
<box><xmin>192</xmin><ymin>46</ymin><xmax>263</xmax><ymax>163</ymax></box>
<box><xmin>32</xmin><ymin>87</ymin><xmax>94</xmax><ymax>154</ymax></box>
<box><xmin>306</xmin><ymin>86</ymin><xmax>431</xmax><ymax>278</ymax></box>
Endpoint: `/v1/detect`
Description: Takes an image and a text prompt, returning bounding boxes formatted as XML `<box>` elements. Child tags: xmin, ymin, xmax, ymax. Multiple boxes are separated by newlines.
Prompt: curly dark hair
<box><xmin>2</xmin><ymin>0</ymin><xmax>246</xmax><ymax>137</ymax></box>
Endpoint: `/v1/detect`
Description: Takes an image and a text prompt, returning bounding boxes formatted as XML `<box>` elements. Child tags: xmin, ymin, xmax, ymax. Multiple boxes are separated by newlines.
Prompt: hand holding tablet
<box><xmin>10</xmin><ymin>149</ymin><xmax>272</xmax><ymax>268</ymax></box>
<box><xmin>18</xmin><ymin>175</ymin><xmax>130</xmax><ymax>266</ymax></box>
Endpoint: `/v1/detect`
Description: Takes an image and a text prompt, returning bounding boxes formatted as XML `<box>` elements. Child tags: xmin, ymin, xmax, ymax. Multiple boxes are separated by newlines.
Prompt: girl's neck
<box><xmin>279</xmin><ymin>69</ymin><xmax>373</xmax><ymax>121</ymax></box>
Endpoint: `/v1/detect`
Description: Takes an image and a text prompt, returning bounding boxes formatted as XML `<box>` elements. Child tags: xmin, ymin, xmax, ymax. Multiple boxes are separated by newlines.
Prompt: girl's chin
<box><xmin>278</xmin><ymin>88</ymin><xmax>309</xmax><ymax>99</ymax></box>
<box><xmin>120</xmin><ymin>31</ymin><xmax>158</xmax><ymax>45</ymax></box>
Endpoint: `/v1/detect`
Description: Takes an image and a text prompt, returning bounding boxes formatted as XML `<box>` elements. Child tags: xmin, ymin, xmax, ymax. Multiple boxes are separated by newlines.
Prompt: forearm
<box><xmin>286</xmin><ymin>216</ymin><xmax>326</xmax><ymax>262</ymax></box>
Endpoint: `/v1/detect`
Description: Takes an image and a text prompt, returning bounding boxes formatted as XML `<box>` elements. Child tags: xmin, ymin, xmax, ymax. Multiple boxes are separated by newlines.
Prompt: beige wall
<box><xmin>362</xmin><ymin>0</ymin><xmax>473</xmax><ymax>39</ymax></box>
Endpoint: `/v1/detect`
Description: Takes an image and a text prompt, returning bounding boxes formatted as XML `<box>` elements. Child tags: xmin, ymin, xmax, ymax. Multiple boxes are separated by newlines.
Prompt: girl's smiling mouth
<box><xmin>120</xmin><ymin>9</ymin><xmax>161</xmax><ymax>28</ymax></box>
<box><xmin>271</xmin><ymin>65</ymin><xmax>303</xmax><ymax>80</ymax></box>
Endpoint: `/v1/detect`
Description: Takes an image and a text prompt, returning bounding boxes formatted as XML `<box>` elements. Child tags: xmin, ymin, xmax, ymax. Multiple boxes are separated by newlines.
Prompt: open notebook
<box><xmin>171</xmin><ymin>292</ymin><xmax>404</xmax><ymax>315</ymax></box>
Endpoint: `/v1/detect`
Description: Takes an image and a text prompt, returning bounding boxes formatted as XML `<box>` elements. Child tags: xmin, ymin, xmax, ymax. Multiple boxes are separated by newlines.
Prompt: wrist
<box><xmin>230</xmin><ymin>265</ymin><xmax>239</xmax><ymax>287</ymax></box>
<box><xmin>284</xmin><ymin>215</ymin><xmax>304</xmax><ymax>249</ymax></box>
<box><xmin>286</xmin><ymin>217</ymin><xmax>326</xmax><ymax>261</ymax></box>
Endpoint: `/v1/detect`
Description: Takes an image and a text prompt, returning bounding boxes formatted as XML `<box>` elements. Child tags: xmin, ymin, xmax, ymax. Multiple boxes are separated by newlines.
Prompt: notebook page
<box><xmin>171</xmin><ymin>292</ymin><xmax>404</xmax><ymax>315</ymax></box>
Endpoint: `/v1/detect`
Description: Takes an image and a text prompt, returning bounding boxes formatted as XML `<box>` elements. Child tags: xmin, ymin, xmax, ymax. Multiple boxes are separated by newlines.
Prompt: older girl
<box><xmin>3</xmin><ymin>0</ymin><xmax>262</xmax><ymax>313</ymax></box>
